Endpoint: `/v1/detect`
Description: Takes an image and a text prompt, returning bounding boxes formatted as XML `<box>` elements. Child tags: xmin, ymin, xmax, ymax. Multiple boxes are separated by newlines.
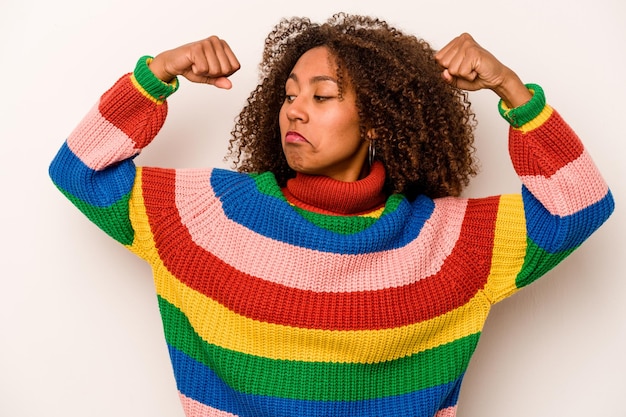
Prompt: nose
<box><xmin>285</xmin><ymin>96</ymin><xmax>309</xmax><ymax>123</ymax></box>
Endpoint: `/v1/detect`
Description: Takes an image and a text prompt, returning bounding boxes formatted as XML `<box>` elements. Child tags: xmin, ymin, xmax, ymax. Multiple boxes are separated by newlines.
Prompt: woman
<box><xmin>49</xmin><ymin>13</ymin><xmax>614</xmax><ymax>417</ymax></box>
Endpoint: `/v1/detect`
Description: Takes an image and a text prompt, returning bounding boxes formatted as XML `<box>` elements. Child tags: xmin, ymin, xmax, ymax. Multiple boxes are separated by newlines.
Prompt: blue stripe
<box><xmin>169</xmin><ymin>346</ymin><xmax>461</xmax><ymax>417</ymax></box>
<box><xmin>210</xmin><ymin>169</ymin><xmax>433</xmax><ymax>254</ymax></box>
<box><xmin>439</xmin><ymin>375</ymin><xmax>463</xmax><ymax>408</ymax></box>
<box><xmin>49</xmin><ymin>141</ymin><xmax>136</xmax><ymax>208</ymax></box>
<box><xmin>523</xmin><ymin>186</ymin><xmax>615</xmax><ymax>253</ymax></box>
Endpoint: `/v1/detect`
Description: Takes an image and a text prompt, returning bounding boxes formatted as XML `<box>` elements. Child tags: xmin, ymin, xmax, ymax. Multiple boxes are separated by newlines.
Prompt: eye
<box><xmin>285</xmin><ymin>94</ymin><xmax>297</xmax><ymax>103</ymax></box>
<box><xmin>314</xmin><ymin>95</ymin><xmax>331</xmax><ymax>102</ymax></box>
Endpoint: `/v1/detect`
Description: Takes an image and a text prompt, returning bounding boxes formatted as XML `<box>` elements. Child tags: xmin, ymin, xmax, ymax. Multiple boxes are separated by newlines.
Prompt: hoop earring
<box><xmin>368</xmin><ymin>141</ymin><xmax>376</xmax><ymax>166</ymax></box>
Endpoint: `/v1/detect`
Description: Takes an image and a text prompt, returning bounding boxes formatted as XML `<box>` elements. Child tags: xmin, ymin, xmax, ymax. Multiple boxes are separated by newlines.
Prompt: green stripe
<box><xmin>252</xmin><ymin>172</ymin><xmax>404</xmax><ymax>234</ymax></box>
<box><xmin>158</xmin><ymin>296</ymin><xmax>480</xmax><ymax>401</ymax></box>
<box><xmin>516</xmin><ymin>237</ymin><xmax>575</xmax><ymax>288</ymax></box>
<box><xmin>498</xmin><ymin>83</ymin><xmax>546</xmax><ymax>127</ymax></box>
<box><xmin>62</xmin><ymin>189</ymin><xmax>134</xmax><ymax>245</ymax></box>
<box><xmin>293</xmin><ymin>195</ymin><xmax>404</xmax><ymax>234</ymax></box>
<box><xmin>293</xmin><ymin>205</ymin><xmax>377</xmax><ymax>233</ymax></box>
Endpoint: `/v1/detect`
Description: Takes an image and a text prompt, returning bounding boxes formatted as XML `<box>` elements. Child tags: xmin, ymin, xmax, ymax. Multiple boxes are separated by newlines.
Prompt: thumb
<box><xmin>211</xmin><ymin>76</ymin><xmax>233</xmax><ymax>90</ymax></box>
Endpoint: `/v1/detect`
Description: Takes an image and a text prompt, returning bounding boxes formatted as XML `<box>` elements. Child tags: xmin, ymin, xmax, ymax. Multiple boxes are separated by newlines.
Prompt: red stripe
<box><xmin>142</xmin><ymin>167</ymin><xmax>498</xmax><ymax>330</ymax></box>
<box><xmin>98</xmin><ymin>74</ymin><xmax>168</xmax><ymax>149</ymax></box>
<box><xmin>509</xmin><ymin>110</ymin><xmax>584</xmax><ymax>177</ymax></box>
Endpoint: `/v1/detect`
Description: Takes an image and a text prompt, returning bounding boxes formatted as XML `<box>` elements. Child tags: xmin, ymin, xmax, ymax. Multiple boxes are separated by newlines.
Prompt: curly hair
<box><xmin>226</xmin><ymin>13</ymin><xmax>478</xmax><ymax>199</ymax></box>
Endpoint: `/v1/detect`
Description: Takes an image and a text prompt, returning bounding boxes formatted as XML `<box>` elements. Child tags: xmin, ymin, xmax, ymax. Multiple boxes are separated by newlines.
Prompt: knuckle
<box><xmin>208</xmin><ymin>35</ymin><xmax>222</xmax><ymax>47</ymax></box>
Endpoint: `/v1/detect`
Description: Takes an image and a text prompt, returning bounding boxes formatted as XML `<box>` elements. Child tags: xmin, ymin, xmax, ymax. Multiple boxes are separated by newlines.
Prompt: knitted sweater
<box><xmin>49</xmin><ymin>57</ymin><xmax>614</xmax><ymax>417</ymax></box>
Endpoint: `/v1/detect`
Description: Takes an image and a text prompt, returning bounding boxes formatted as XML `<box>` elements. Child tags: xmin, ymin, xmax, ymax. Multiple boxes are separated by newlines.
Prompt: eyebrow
<box><xmin>288</xmin><ymin>73</ymin><xmax>338</xmax><ymax>85</ymax></box>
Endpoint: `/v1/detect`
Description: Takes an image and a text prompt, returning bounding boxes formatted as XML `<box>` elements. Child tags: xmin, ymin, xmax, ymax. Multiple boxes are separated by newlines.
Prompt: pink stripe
<box><xmin>179</xmin><ymin>393</ymin><xmax>238</xmax><ymax>417</ymax></box>
<box><xmin>66</xmin><ymin>103</ymin><xmax>138</xmax><ymax>171</ymax></box>
<box><xmin>434</xmin><ymin>405</ymin><xmax>458</xmax><ymax>417</ymax></box>
<box><xmin>520</xmin><ymin>149</ymin><xmax>609</xmax><ymax>216</ymax></box>
<box><xmin>180</xmin><ymin>392</ymin><xmax>457</xmax><ymax>417</ymax></box>
<box><xmin>174</xmin><ymin>169</ymin><xmax>468</xmax><ymax>292</ymax></box>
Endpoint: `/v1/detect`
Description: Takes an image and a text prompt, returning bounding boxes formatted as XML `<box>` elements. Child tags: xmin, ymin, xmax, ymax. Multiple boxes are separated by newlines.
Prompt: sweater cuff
<box><xmin>133</xmin><ymin>55</ymin><xmax>179</xmax><ymax>101</ymax></box>
<box><xmin>498</xmin><ymin>83</ymin><xmax>546</xmax><ymax>128</ymax></box>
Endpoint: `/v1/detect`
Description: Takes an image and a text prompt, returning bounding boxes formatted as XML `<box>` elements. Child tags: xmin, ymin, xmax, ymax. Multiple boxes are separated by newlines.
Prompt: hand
<box><xmin>149</xmin><ymin>36</ymin><xmax>241</xmax><ymax>89</ymax></box>
<box><xmin>435</xmin><ymin>33</ymin><xmax>532</xmax><ymax>107</ymax></box>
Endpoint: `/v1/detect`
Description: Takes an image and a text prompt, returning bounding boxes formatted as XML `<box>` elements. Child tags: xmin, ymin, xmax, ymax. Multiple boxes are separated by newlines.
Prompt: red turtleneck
<box><xmin>281</xmin><ymin>161</ymin><xmax>388</xmax><ymax>215</ymax></box>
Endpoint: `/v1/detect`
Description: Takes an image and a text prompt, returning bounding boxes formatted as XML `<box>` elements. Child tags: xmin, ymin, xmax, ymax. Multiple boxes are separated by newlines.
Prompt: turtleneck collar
<box><xmin>282</xmin><ymin>161</ymin><xmax>388</xmax><ymax>215</ymax></box>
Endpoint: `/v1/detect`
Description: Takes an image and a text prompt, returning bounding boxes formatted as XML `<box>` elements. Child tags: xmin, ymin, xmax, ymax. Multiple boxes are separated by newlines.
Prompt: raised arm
<box><xmin>436</xmin><ymin>34</ymin><xmax>614</xmax><ymax>300</ymax></box>
<box><xmin>49</xmin><ymin>37</ymin><xmax>241</xmax><ymax>245</ymax></box>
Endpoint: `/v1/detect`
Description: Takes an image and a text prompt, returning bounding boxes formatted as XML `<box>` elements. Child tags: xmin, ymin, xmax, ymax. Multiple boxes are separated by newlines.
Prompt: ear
<box><xmin>366</xmin><ymin>128</ymin><xmax>377</xmax><ymax>140</ymax></box>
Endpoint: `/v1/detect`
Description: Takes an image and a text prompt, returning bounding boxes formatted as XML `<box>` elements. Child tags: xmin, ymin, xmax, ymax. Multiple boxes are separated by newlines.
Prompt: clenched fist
<box><xmin>149</xmin><ymin>36</ymin><xmax>241</xmax><ymax>89</ymax></box>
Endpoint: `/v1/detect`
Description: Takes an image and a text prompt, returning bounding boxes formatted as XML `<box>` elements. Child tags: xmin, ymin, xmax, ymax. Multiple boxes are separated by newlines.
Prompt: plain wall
<box><xmin>1</xmin><ymin>0</ymin><xmax>624</xmax><ymax>416</ymax></box>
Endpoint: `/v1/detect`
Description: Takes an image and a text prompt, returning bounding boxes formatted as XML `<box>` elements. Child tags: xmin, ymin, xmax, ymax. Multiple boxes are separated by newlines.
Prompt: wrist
<box><xmin>498</xmin><ymin>83</ymin><xmax>546</xmax><ymax>128</ymax></box>
<box><xmin>148</xmin><ymin>54</ymin><xmax>177</xmax><ymax>83</ymax></box>
<box><xmin>492</xmin><ymin>70</ymin><xmax>533</xmax><ymax>108</ymax></box>
<box><xmin>133</xmin><ymin>56</ymin><xmax>179</xmax><ymax>101</ymax></box>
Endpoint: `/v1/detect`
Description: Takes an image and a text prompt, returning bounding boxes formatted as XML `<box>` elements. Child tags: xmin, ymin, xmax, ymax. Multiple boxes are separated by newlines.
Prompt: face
<box><xmin>279</xmin><ymin>46</ymin><xmax>368</xmax><ymax>182</ymax></box>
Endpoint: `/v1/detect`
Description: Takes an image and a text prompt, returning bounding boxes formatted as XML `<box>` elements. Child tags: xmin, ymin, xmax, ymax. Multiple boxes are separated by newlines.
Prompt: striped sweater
<box><xmin>49</xmin><ymin>56</ymin><xmax>614</xmax><ymax>417</ymax></box>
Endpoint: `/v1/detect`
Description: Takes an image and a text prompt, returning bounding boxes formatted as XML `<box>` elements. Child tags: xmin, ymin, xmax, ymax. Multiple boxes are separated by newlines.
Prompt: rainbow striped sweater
<box><xmin>49</xmin><ymin>57</ymin><xmax>614</xmax><ymax>417</ymax></box>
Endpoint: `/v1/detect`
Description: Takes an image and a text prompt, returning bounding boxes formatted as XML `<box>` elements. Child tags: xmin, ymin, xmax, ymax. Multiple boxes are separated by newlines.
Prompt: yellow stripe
<box><xmin>483</xmin><ymin>194</ymin><xmax>527</xmax><ymax>303</ymax></box>
<box><xmin>130</xmin><ymin>74</ymin><xmax>165</xmax><ymax>105</ymax></box>
<box><xmin>158</xmin><ymin>273</ymin><xmax>489</xmax><ymax>363</ymax></box>
<box><xmin>361</xmin><ymin>205</ymin><xmax>385</xmax><ymax>219</ymax></box>
<box><xmin>514</xmin><ymin>105</ymin><xmax>554</xmax><ymax>134</ymax></box>
<box><xmin>127</xmin><ymin>168</ymin><xmax>153</xmax><ymax>256</ymax></box>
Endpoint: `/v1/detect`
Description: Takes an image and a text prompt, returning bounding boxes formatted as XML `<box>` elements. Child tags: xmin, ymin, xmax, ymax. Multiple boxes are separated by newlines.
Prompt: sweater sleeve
<box><xmin>484</xmin><ymin>85</ymin><xmax>615</xmax><ymax>303</ymax></box>
<box><xmin>49</xmin><ymin>56</ymin><xmax>179</xmax><ymax>245</ymax></box>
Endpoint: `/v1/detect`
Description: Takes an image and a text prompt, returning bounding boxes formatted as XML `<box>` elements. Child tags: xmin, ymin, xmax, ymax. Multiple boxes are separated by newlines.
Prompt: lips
<box><xmin>285</xmin><ymin>131</ymin><xmax>309</xmax><ymax>144</ymax></box>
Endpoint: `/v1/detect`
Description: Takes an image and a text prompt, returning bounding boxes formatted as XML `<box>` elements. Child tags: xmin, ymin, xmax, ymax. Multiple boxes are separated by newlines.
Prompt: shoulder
<box><xmin>137</xmin><ymin>167</ymin><xmax>272</xmax><ymax>209</ymax></box>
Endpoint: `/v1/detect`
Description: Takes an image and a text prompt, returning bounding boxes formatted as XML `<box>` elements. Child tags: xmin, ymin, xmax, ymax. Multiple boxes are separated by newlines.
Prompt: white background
<box><xmin>1</xmin><ymin>0</ymin><xmax>624</xmax><ymax>416</ymax></box>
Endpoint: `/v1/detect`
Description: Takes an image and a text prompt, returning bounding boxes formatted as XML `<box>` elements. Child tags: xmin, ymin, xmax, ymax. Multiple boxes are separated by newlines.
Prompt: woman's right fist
<box><xmin>149</xmin><ymin>36</ymin><xmax>241</xmax><ymax>89</ymax></box>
